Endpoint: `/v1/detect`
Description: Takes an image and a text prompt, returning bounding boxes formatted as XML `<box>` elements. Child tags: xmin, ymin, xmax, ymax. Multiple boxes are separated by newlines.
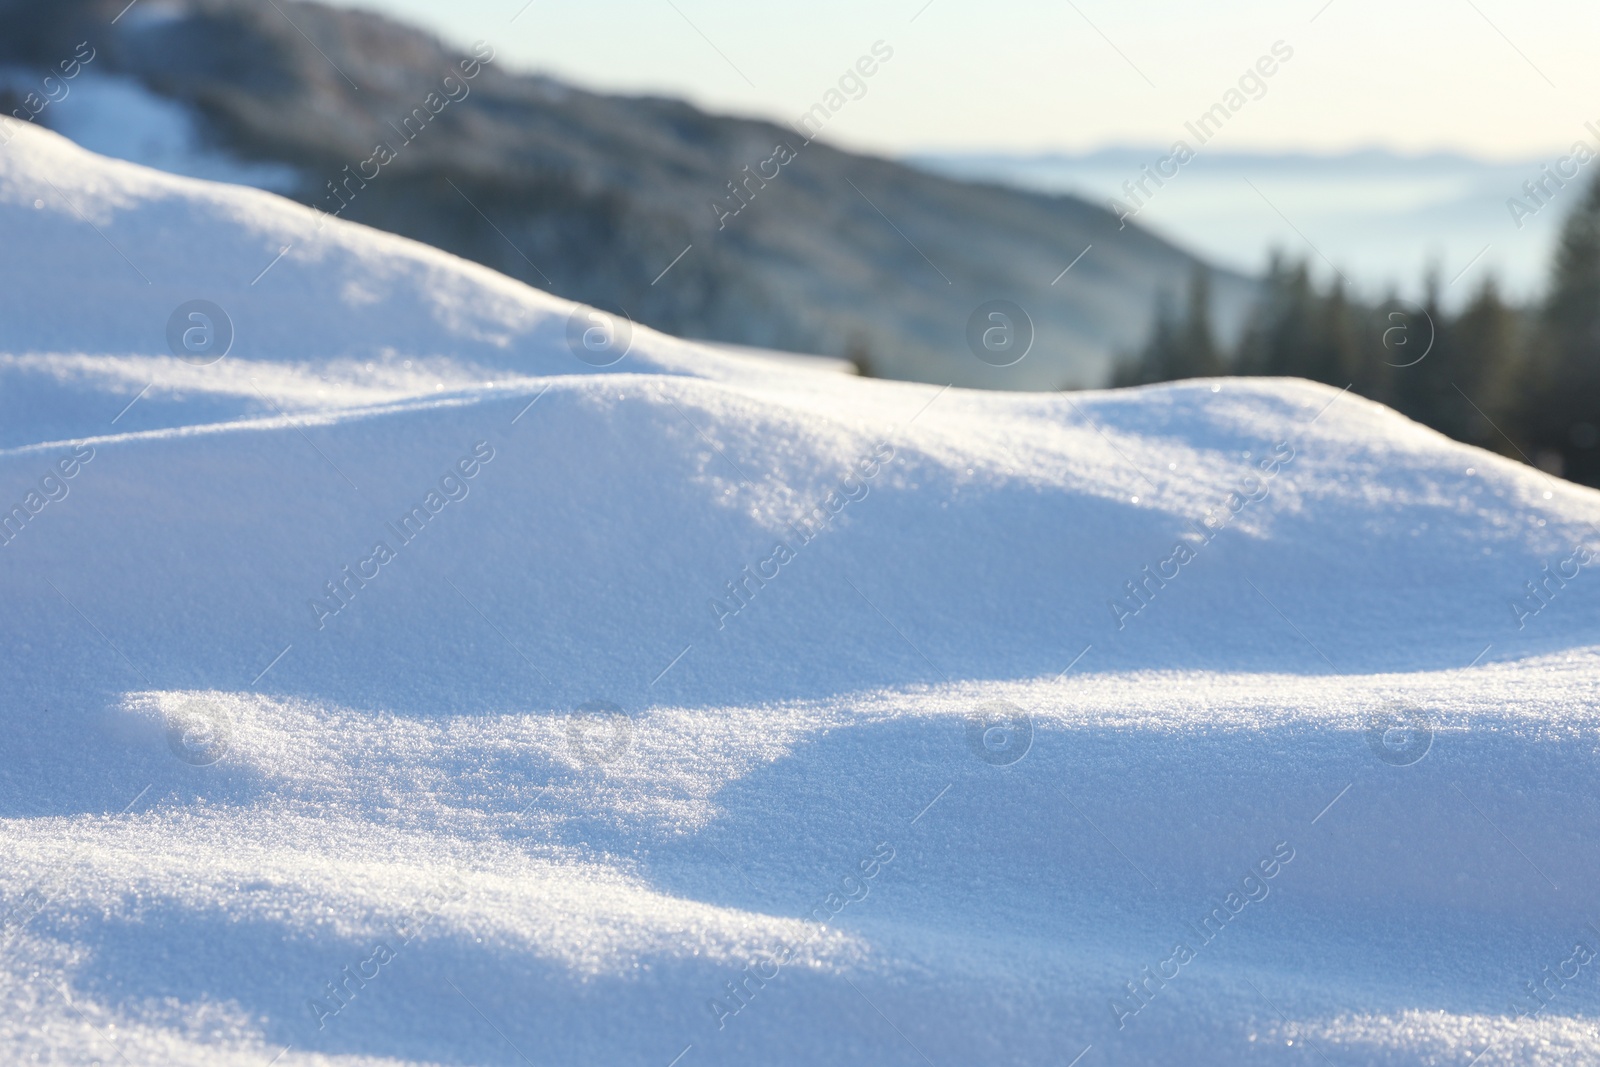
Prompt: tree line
<box><xmin>1114</xmin><ymin>171</ymin><xmax>1600</xmax><ymax>487</ymax></box>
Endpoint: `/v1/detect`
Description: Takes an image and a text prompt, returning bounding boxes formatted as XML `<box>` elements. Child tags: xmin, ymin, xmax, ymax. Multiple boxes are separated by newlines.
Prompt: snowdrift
<box><xmin>4</xmin><ymin>122</ymin><xmax>1600</xmax><ymax>1066</ymax></box>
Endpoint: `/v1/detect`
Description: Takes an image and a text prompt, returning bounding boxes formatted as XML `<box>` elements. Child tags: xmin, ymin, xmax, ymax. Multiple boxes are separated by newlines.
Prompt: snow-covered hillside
<box><xmin>4</xmin><ymin>121</ymin><xmax>1600</xmax><ymax>1066</ymax></box>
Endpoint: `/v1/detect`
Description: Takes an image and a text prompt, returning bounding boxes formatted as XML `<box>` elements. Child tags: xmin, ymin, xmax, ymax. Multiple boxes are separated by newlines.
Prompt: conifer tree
<box><xmin>1447</xmin><ymin>278</ymin><xmax>1523</xmax><ymax>449</ymax></box>
<box><xmin>1520</xmin><ymin>172</ymin><xmax>1600</xmax><ymax>482</ymax></box>
<box><xmin>1113</xmin><ymin>264</ymin><xmax>1225</xmax><ymax>385</ymax></box>
<box><xmin>1235</xmin><ymin>255</ymin><xmax>1318</xmax><ymax>378</ymax></box>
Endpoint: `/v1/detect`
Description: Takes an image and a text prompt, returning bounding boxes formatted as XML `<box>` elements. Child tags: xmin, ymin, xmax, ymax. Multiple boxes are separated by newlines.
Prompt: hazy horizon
<box><xmin>912</xmin><ymin>146</ymin><xmax>1567</xmax><ymax>313</ymax></box>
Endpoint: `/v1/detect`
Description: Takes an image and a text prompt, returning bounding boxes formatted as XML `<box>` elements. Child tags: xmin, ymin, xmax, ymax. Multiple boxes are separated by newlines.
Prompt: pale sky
<box><xmin>339</xmin><ymin>0</ymin><xmax>1597</xmax><ymax>159</ymax></box>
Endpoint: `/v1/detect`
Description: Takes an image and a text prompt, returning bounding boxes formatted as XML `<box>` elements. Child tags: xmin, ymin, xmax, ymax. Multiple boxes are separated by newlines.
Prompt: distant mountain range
<box><xmin>913</xmin><ymin>147</ymin><xmax>1566</xmax><ymax>308</ymax></box>
<box><xmin>0</xmin><ymin>0</ymin><xmax>1256</xmax><ymax>389</ymax></box>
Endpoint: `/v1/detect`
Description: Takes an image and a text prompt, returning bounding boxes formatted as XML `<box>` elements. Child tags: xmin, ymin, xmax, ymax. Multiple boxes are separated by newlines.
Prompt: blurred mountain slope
<box><xmin>0</xmin><ymin>0</ymin><xmax>1256</xmax><ymax>387</ymax></box>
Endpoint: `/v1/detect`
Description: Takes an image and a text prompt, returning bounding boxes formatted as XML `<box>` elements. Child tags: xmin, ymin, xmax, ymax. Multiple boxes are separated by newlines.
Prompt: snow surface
<box><xmin>4</xmin><ymin>121</ymin><xmax>1600</xmax><ymax>1066</ymax></box>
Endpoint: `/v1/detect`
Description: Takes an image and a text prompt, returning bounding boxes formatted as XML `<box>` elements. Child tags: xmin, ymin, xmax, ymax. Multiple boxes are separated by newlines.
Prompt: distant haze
<box><xmin>912</xmin><ymin>148</ymin><xmax>1573</xmax><ymax>306</ymax></box>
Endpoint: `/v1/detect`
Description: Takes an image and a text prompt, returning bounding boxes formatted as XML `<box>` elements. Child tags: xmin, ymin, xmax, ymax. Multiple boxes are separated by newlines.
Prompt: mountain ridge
<box><xmin>0</xmin><ymin>0</ymin><xmax>1256</xmax><ymax>388</ymax></box>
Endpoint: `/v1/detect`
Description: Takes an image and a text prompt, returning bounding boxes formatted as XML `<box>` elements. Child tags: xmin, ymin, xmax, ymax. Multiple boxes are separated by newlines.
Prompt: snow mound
<box><xmin>4</xmin><ymin>121</ymin><xmax>1600</xmax><ymax>1066</ymax></box>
